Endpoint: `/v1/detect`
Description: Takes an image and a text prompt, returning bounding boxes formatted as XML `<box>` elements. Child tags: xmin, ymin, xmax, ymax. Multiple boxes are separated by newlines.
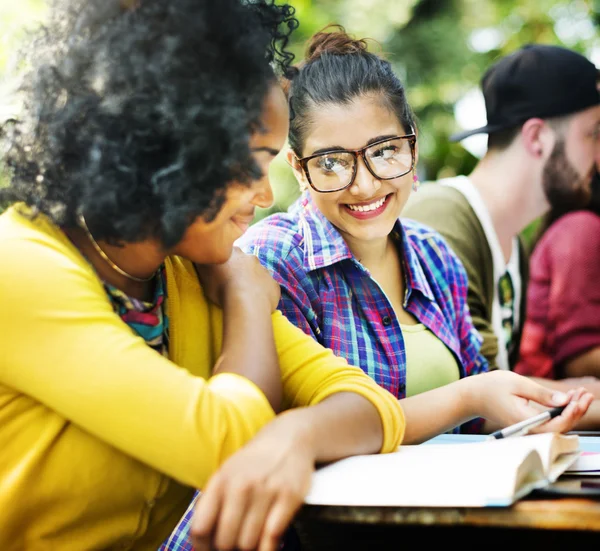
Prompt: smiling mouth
<box><xmin>346</xmin><ymin>195</ymin><xmax>387</xmax><ymax>212</ymax></box>
<box><xmin>231</xmin><ymin>212</ymin><xmax>255</xmax><ymax>234</ymax></box>
<box><xmin>343</xmin><ymin>194</ymin><xmax>392</xmax><ymax>218</ymax></box>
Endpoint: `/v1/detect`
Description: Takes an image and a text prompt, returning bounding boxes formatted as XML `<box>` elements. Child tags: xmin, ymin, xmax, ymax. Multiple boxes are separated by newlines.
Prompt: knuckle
<box><xmin>233</xmin><ymin>478</ymin><xmax>259</xmax><ymax>499</ymax></box>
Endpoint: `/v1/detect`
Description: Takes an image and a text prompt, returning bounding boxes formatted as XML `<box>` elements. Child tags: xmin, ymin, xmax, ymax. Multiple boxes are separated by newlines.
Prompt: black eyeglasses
<box><xmin>296</xmin><ymin>134</ymin><xmax>416</xmax><ymax>193</ymax></box>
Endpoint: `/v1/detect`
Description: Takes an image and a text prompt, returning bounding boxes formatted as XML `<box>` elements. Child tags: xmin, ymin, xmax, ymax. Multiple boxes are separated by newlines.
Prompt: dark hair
<box><xmin>286</xmin><ymin>25</ymin><xmax>415</xmax><ymax>156</ymax></box>
<box><xmin>1</xmin><ymin>0</ymin><xmax>297</xmax><ymax>248</ymax></box>
<box><xmin>487</xmin><ymin>127</ymin><xmax>520</xmax><ymax>151</ymax></box>
<box><xmin>533</xmin><ymin>170</ymin><xmax>600</xmax><ymax>247</ymax></box>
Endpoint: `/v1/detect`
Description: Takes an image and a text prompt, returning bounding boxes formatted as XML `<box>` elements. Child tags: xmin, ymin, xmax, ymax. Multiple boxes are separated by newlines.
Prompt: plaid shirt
<box><xmin>159</xmin><ymin>193</ymin><xmax>488</xmax><ymax>551</ymax></box>
<box><xmin>239</xmin><ymin>192</ymin><xmax>488</xmax><ymax>415</ymax></box>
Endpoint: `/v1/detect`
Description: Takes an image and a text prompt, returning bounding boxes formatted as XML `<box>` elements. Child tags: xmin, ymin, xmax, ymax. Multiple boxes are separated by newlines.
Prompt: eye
<box><xmin>371</xmin><ymin>145</ymin><xmax>399</xmax><ymax>160</ymax></box>
<box><xmin>316</xmin><ymin>154</ymin><xmax>349</xmax><ymax>173</ymax></box>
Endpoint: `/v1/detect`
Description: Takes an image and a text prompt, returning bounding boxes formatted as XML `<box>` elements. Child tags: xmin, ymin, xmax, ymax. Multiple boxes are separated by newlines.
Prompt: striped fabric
<box><xmin>157</xmin><ymin>493</ymin><xmax>198</xmax><ymax>551</ymax></box>
<box><xmin>104</xmin><ymin>265</ymin><xmax>169</xmax><ymax>355</ymax></box>
<box><xmin>238</xmin><ymin>191</ymin><xmax>488</xmax><ymax>431</ymax></box>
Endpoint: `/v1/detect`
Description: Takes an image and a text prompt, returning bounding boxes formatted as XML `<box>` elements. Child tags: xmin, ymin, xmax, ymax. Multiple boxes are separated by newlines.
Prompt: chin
<box><xmin>190</xmin><ymin>246</ymin><xmax>234</xmax><ymax>266</ymax></box>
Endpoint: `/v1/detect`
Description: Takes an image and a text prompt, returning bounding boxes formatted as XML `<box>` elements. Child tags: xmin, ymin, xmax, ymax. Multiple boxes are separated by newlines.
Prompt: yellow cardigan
<box><xmin>0</xmin><ymin>207</ymin><xmax>405</xmax><ymax>551</ymax></box>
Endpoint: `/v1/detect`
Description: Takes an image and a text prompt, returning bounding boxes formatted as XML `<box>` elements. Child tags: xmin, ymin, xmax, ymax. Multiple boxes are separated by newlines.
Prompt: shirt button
<box><xmin>382</xmin><ymin>316</ymin><xmax>392</xmax><ymax>326</ymax></box>
<box><xmin>146</xmin><ymin>499</ymin><xmax>156</xmax><ymax>508</ymax></box>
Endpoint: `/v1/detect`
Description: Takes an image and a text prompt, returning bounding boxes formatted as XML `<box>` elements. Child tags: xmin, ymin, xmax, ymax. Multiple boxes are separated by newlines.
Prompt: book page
<box><xmin>305</xmin><ymin>440</ymin><xmax>546</xmax><ymax>508</ymax></box>
<box><xmin>483</xmin><ymin>433</ymin><xmax>579</xmax><ymax>479</ymax></box>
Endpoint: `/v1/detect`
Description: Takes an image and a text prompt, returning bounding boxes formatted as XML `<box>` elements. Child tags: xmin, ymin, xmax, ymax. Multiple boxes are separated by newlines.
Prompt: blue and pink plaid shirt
<box><xmin>159</xmin><ymin>192</ymin><xmax>488</xmax><ymax>551</ymax></box>
<box><xmin>239</xmin><ymin>191</ymin><xmax>488</xmax><ymax>406</ymax></box>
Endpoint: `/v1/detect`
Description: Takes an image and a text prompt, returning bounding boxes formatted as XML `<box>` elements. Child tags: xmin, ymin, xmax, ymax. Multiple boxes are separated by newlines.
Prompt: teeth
<box><xmin>347</xmin><ymin>196</ymin><xmax>386</xmax><ymax>212</ymax></box>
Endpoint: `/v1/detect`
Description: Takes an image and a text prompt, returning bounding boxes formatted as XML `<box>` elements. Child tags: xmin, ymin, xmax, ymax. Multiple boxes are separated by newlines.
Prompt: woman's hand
<box><xmin>195</xmin><ymin>247</ymin><xmax>281</xmax><ymax>312</ymax></box>
<box><xmin>466</xmin><ymin>371</ymin><xmax>594</xmax><ymax>434</ymax></box>
<box><xmin>191</xmin><ymin>410</ymin><xmax>315</xmax><ymax>551</ymax></box>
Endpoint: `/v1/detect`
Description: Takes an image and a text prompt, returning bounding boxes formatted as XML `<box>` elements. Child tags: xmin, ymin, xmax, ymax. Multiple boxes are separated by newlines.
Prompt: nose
<box><xmin>251</xmin><ymin>173</ymin><xmax>274</xmax><ymax>209</ymax></box>
<box><xmin>348</xmin><ymin>156</ymin><xmax>381</xmax><ymax>197</ymax></box>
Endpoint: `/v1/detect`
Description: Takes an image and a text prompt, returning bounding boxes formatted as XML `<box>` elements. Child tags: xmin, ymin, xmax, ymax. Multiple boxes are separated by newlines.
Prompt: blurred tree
<box><xmin>0</xmin><ymin>0</ymin><xmax>597</xmax><ymax>226</ymax></box>
<box><xmin>256</xmin><ymin>0</ymin><xmax>599</xmax><ymax>236</ymax></box>
<box><xmin>0</xmin><ymin>0</ymin><xmax>47</xmax><ymax>203</ymax></box>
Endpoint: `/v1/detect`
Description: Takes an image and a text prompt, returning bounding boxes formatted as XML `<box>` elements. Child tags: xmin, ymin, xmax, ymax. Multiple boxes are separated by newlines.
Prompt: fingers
<box><xmin>237</xmin><ymin>487</ymin><xmax>277</xmax><ymax>550</ymax></box>
<box><xmin>516</xmin><ymin>374</ymin><xmax>570</xmax><ymax>408</ymax></box>
<box><xmin>191</xmin><ymin>480</ymin><xmax>222</xmax><ymax>551</ymax></box>
<box><xmin>532</xmin><ymin>388</ymin><xmax>594</xmax><ymax>434</ymax></box>
<box><xmin>212</xmin><ymin>483</ymin><xmax>251</xmax><ymax>550</ymax></box>
<box><xmin>191</xmin><ymin>483</ymin><xmax>301</xmax><ymax>551</ymax></box>
<box><xmin>258</xmin><ymin>492</ymin><xmax>304</xmax><ymax>551</ymax></box>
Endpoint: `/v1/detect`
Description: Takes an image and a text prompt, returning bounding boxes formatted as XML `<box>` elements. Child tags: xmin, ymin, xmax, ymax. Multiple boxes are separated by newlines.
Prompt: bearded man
<box><xmin>404</xmin><ymin>44</ymin><xmax>600</xmax><ymax>381</ymax></box>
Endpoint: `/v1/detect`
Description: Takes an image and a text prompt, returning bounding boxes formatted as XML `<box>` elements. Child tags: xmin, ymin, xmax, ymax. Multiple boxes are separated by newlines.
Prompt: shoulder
<box><xmin>0</xmin><ymin>207</ymin><xmax>90</xmax><ymax>273</ymax></box>
<box><xmin>534</xmin><ymin>211</ymin><xmax>600</xmax><ymax>262</ymax></box>
<box><xmin>237</xmin><ymin>211</ymin><xmax>308</xmax><ymax>281</ymax></box>
<box><xmin>405</xmin><ymin>181</ymin><xmax>472</xmax><ymax>212</ymax></box>
<box><xmin>549</xmin><ymin>210</ymin><xmax>600</xmax><ymax>238</ymax></box>
<box><xmin>0</xmin><ymin>208</ymin><xmax>106</xmax><ymax>312</ymax></box>
<box><xmin>404</xmin><ymin>182</ymin><xmax>479</xmax><ymax>236</ymax></box>
<box><xmin>402</xmin><ymin>218</ymin><xmax>464</xmax><ymax>263</ymax></box>
<box><xmin>402</xmin><ymin>218</ymin><xmax>467</xmax><ymax>282</ymax></box>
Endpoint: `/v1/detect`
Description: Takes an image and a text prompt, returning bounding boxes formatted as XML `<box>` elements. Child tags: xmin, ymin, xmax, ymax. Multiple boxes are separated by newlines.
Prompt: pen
<box><xmin>488</xmin><ymin>404</ymin><xmax>568</xmax><ymax>440</ymax></box>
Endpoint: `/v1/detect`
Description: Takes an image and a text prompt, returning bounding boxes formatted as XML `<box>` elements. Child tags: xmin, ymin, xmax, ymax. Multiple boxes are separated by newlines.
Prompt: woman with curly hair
<box><xmin>0</xmin><ymin>2</ymin><xmax>409</xmax><ymax>550</ymax></box>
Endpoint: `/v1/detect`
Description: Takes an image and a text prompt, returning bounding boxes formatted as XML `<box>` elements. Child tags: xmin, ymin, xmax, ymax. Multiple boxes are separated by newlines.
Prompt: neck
<box><xmin>65</xmin><ymin>226</ymin><xmax>165</xmax><ymax>299</ymax></box>
<box><xmin>469</xmin><ymin>151</ymin><xmax>548</xmax><ymax>262</ymax></box>
<box><xmin>344</xmin><ymin>233</ymin><xmax>395</xmax><ymax>273</ymax></box>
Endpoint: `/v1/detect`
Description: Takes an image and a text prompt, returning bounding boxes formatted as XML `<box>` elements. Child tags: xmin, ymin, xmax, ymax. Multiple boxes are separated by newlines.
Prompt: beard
<box><xmin>542</xmin><ymin>140</ymin><xmax>593</xmax><ymax>210</ymax></box>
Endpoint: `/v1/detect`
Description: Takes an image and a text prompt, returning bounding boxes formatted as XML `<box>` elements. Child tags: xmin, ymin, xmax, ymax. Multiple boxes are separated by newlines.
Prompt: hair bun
<box><xmin>305</xmin><ymin>25</ymin><xmax>368</xmax><ymax>63</ymax></box>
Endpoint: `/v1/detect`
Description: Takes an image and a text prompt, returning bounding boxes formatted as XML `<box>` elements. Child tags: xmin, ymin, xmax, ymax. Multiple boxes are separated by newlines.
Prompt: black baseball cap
<box><xmin>450</xmin><ymin>44</ymin><xmax>600</xmax><ymax>142</ymax></box>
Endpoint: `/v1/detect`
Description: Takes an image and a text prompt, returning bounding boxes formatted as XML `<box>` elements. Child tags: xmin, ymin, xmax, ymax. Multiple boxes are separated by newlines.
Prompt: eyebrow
<box><xmin>251</xmin><ymin>146</ymin><xmax>280</xmax><ymax>157</ymax></box>
<box><xmin>308</xmin><ymin>134</ymin><xmax>400</xmax><ymax>156</ymax></box>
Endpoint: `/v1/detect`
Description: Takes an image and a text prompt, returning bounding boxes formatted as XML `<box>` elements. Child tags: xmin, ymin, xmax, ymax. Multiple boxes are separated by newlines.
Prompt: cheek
<box><xmin>310</xmin><ymin>192</ymin><xmax>344</xmax><ymax>219</ymax></box>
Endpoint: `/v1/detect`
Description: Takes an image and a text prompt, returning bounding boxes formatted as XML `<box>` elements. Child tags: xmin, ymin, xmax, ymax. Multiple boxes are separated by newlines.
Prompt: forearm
<box><xmin>400</xmin><ymin>378</ymin><xmax>475</xmax><ymax>444</ymax></box>
<box><xmin>564</xmin><ymin>348</ymin><xmax>600</xmax><ymax>379</ymax></box>
<box><xmin>214</xmin><ymin>290</ymin><xmax>282</xmax><ymax>412</ymax></box>
<box><xmin>284</xmin><ymin>392</ymin><xmax>384</xmax><ymax>464</ymax></box>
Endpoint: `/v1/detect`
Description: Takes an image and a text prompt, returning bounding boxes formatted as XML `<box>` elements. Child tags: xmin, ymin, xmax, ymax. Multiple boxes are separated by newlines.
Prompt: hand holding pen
<box><xmin>488</xmin><ymin>404</ymin><xmax>569</xmax><ymax>440</ymax></box>
<box><xmin>470</xmin><ymin>372</ymin><xmax>594</xmax><ymax>437</ymax></box>
<box><xmin>487</xmin><ymin>386</ymin><xmax>593</xmax><ymax>439</ymax></box>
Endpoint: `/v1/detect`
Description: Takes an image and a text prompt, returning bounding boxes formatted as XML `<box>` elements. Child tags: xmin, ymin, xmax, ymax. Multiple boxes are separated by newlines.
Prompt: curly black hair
<box><xmin>1</xmin><ymin>0</ymin><xmax>297</xmax><ymax>247</ymax></box>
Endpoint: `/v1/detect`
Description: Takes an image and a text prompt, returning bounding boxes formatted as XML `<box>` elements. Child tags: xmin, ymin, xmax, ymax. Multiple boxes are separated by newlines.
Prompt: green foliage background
<box><xmin>0</xmin><ymin>0</ymin><xmax>598</xmax><ymax>235</ymax></box>
<box><xmin>260</xmin><ymin>0</ymin><xmax>600</xmax><ymax>226</ymax></box>
<box><xmin>0</xmin><ymin>0</ymin><xmax>47</xmax><ymax>200</ymax></box>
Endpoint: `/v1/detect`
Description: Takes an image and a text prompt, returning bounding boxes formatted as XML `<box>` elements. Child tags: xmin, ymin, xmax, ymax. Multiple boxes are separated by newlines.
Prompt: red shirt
<box><xmin>516</xmin><ymin>211</ymin><xmax>600</xmax><ymax>378</ymax></box>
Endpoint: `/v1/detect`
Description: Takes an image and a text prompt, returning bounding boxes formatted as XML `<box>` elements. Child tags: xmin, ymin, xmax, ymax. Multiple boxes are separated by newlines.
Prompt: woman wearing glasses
<box><xmin>238</xmin><ymin>26</ymin><xmax>592</xmax><ymax>436</ymax></box>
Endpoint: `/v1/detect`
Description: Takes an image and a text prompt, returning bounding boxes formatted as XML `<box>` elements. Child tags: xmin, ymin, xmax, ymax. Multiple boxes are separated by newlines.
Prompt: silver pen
<box><xmin>488</xmin><ymin>405</ymin><xmax>568</xmax><ymax>440</ymax></box>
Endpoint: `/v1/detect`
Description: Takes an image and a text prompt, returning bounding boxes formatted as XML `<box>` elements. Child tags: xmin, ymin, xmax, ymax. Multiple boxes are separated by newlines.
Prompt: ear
<box><xmin>521</xmin><ymin>118</ymin><xmax>554</xmax><ymax>160</ymax></box>
<box><xmin>286</xmin><ymin>149</ymin><xmax>308</xmax><ymax>187</ymax></box>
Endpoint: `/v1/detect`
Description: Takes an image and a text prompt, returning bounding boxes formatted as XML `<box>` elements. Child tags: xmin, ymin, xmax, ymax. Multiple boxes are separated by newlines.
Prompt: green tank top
<box><xmin>402</xmin><ymin>323</ymin><xmax>460</xmax><ymax>397</ymax></box>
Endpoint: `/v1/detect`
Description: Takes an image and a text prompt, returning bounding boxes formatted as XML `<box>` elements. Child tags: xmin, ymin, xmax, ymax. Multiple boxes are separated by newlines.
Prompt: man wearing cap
<box><xmin>404</xmin><ymin>44</ymin><xmax>600</xmax><ymax>379</ymax></box>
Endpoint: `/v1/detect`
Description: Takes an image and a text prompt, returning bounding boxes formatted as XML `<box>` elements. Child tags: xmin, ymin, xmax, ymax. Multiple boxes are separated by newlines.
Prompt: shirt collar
<box><xmin>293</xmin><ymin>191</ymin><xmax>435</xmax><ymax>303</ymax></box>
<box><xmin>292</xmin><ymin>191</ymin><xmax>355</xmax><ymax>272</ymax></box>
<box><xmin>397</xmin><ymin>222</ymin><xmax>436</xmax><ymax>303</ymax></box>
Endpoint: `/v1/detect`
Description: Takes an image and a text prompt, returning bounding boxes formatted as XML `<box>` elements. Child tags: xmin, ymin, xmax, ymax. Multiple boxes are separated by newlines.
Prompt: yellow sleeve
<box><xmin>272</xmin><ymin>311</ymin><xmax>406</xmax><ymax>453</ymax></box>
<box><xmin>0</xmin><ymin>237</ymin><xmax>275</xmax><ymax>489</ymax></box>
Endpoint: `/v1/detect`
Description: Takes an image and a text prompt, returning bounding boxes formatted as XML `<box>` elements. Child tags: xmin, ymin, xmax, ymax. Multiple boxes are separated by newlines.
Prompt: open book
<box><xmin>305</xmin><ymin>433</ymin><xmax>579</xmax><ymax>507</ymax></box>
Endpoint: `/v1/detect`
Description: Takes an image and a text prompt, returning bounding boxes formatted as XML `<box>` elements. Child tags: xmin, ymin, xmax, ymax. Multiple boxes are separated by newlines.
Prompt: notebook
<box><xmin>564</xmin><ymin>452</ymin><xmax>600</xmax><ymax>476</ymax></box>
<box><xmin>305</xmin><ymin>433</ymin><xmax>580</xmax><ymax>507</ymax></box>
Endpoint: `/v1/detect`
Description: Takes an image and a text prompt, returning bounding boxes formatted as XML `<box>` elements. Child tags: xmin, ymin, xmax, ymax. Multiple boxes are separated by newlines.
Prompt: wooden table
<box><xmin>294</xmin><ymin>483</ymin><xmax>600</xmax><ymax>550</ymax></box>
